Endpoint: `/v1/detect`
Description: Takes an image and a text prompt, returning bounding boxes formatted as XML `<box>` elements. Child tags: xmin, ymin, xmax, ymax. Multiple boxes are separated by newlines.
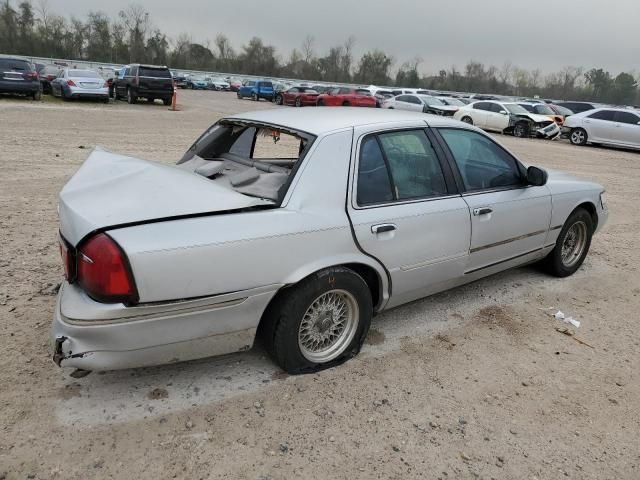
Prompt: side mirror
<box><xmin>499</xmin><ymin>110</ymin><xmax>508</xmax><ymax>115</ymax></box>
<box><xmin>527</xmin><ymin>166</ymin><xmax>548</xmax><ymax>186</ymax></box>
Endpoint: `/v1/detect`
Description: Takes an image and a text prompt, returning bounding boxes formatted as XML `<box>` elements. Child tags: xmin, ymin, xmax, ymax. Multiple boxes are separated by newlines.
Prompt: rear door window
<box><xmin>614</xmin><ymin>111</ymin><xmax>640</xmax><ymax>125</ymax></box>
<box><xmin>588</xmin><ymin>110</ymin><xmax>616</xmax><ymax>121</ymax></box>
<box><xmin>0</xmin><ymin>59</ymin><xmax>31</xmax><ymax>72</ymax></box>
<box><xmin>357</xmin><ymin>130</ymin><xmax>448</xmax><ymax>205</ymax></box>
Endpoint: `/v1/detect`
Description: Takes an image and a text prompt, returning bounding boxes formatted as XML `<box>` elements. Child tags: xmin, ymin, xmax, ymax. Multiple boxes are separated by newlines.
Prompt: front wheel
<box><xmin>275</xmin><ymin>94</ymin><xmax>283</xmax><ymax>105</ymax></box>
<box><xmin>295</xmin><ymin>97</ymin><xmax>302</xmax><ymax>107</ymax></box>
<box><xmin>570</xmin><ymin>128</ymin><xmax>588</xmax><ymax>146</ymax></box>
<box><xmin>252</xmin><ymin>92</ymin><xmax>258</xmax><ymax>101</ymax></box>
<box><xmin>260</xmin><ymin>267</ymin><xmax>373</xmax><ymax>374</ymax></box>
<box><xmin>542</xmin><ymin>208</ymin><xmax>593</xmax><ymax>277</ymax></box>
<box><xmin>461</xmin><ymin>116</ymin><xmax>473</xmax><ymax>125</ymax></box>
<box><xmin>513</xmin><ymin>122</ymin><xmax>529</xmax><ymax>138</ymax></box>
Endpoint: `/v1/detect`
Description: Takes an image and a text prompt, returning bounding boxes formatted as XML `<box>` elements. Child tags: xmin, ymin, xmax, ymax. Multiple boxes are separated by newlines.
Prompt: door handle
<box><xmin>473</xmin><ymin>207</ymin><xmax>493</xmax><ymax>216</ymax></box>
<box><xmin>371</xmin><ymin>223</ymin><xmax>397</xmax><ymax>234</ymax></box>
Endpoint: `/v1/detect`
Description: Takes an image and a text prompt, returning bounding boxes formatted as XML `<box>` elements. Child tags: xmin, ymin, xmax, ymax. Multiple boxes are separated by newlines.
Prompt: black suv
<box><xmin>112</xmin><ymin>64</ymin><xmax>174</xmax><ymax>105</ymax></box>
<box><xmin>0</xmin><ymin>56</ymin><xmax>42</xmax><ymax>100</ymax></box>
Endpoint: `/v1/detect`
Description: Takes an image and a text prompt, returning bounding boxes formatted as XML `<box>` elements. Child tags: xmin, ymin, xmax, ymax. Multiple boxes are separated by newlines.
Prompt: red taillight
<box><xmin>76</xmin><ymin>233</ymin><xmax>138</xmax><ymax>304</ymax></box>
<box><xmin>67</xmin><ymin>80</ymin><xmax>76</xmax><ymax>87</ymax></box>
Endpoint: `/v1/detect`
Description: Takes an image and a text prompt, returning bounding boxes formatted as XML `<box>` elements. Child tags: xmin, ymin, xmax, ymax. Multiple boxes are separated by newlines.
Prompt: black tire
<box><xmin>461</xmin><ymin>116</ymin><xmax>473</xmax><ymax>125</ymax></box>
<box><xmin>147</xmin><ymin>97</ymin><xmax>155</xmax><ymax>103</ymax></box>
<box><xmin>127</xmin><ymin>88</ymin><xmax>137</xmax><ymax>104</ymax></box>
<box><xmin>541</xmin><ymin>208</ymin><xmax>593</xmax><ymax>277</ymax></box>
<box><xmin>259</xmin><ymin>267</ymin><xmax>373</xmax><ymax>374</ymax></box>
<box><xmin>275</xmin><ymin>94</ymin><xmax>283</xmax><ymax>105</ymax></box>
<box><xmin>102</xmin><ymin>97</ymin><xmax>109</xmax><ymax>104</ymax></box>
<box><xmin>342</xmin><ymin>101</ymin><xmax>351</xmax><ymax>106</ymax></box>
<box><xmin>237</xmin><ymin>92</ymin><xmax>242</xmax><ymax>99</ymax></box>
<box><xmin>32</xmin><ymin>90</ymin><xmax>42</xmax><ymax>101</ymax></box>
<box><xmin>252</xmin><ymin>92</ymin><xmax>259</xmax><ymax>101</ymax></box>
<box><xmin>295</xmin><ymin>97</ymin><xmax>302</xmax><ymax>107</ymax></box>
<box><xmin>317</xmin><ymin>99</ymin><xmax>324</xmax><ymax>106</ymax></box>
<box><xmin>163</xmin><ymin>97</ymin><xmax>172</xmax><ymax>106</ymax></box>
<box><xmin>570</xmin><ymin>128</ymin><xmax>588</xmax><ymax>146</ymax></box>
<box><xmin>513</xmin><ymin>122</ymin><xmax>529</xmax><ymax>138</ymax></box>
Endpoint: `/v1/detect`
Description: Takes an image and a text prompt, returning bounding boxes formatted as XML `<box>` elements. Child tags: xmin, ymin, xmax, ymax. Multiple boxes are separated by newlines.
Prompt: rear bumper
<box><xmin>136</xmin><ymin>88</ymin><xmax>173</xmax><ymax>97</ymax></box>
<box><xmin>68</xmin><ymin>86</ymin><xmax>109</xmax><ymax>98</ymax></box>
<box><xmin>51</xmin><ymin>282</ymin><xmax>281</xmax><ymax>371</ymax></box>
<box><xmin>0</xmin><ymin>80</ymin><xmax>40</xmax><ymax>94</ymax></box>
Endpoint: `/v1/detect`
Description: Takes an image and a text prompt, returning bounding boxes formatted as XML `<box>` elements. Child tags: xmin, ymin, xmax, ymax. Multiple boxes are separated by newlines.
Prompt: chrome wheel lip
<box><xmin>298</xmin><ymin>289</ymin><xmax>359</xmax><ymax>363</ymax></box>
<box><xmin>561</xmin><ymin>221</ymin><xmax>588</xmax><ymax>267</ymax></box>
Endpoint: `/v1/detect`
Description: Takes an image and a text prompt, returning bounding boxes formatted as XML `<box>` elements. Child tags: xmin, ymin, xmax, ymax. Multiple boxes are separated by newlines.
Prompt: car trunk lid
<box><xmin>59</xmin><ymin>147</ymin><xmax>274</xmax><ymax>245</ymax></box>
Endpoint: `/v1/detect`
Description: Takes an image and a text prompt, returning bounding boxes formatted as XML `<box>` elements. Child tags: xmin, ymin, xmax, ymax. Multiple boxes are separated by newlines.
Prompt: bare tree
<box><xmin>301</xmin><ymin>35</ymin><xmax>314</xmax><ymax>64</ymax></box>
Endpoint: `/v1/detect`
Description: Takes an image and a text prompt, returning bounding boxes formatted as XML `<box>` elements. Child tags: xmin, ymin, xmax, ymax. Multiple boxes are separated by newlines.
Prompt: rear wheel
<box><xmin>342</xmin><ymin>101</ymin><xmax>351</xmax><ymax>106</ymax></box>
<box><xmin>252</xmin><ymin>92</ymin><xmax>259</xmax><ymax>101</ymax></box>
<box><xmin>295</xmin><ymin>97</ymin><xmax>302</xmax><ymax>107</ymax></box>
<box><xmin>260</xmin><ymin>267</ymin><xmax>372</xmax><ymax>374</ymax></box>
<box><xmin>275</xmin><ymin>94</ymin><xmax>283</xmax><ymax>105</ymax></box>
<box><xmin>570</xmin><ymin>128</ymin><xmax>588</xmax><ymax>146</ymax></box>
<box><xmin>163</xmin><ymin>97</ymin><xmax>172</xmax><ymax>106</ymax></box>
<box><xmin>317</xmin><ymin>99</ymin><xmax>324</xmax><ymax>106</ymax></box>
<box><xmin>542</xmin><ymin>208</ymin><xmax>593</xmax><ymax>277</ymax></box>
<box><xmin>461</xmin><ymin>116</ymin><xmax>473</xmax><ymax>125</ymax></box>
<box><xmin>127</xmin><ymin>88</ymin><xmax>137</xmax><ymax>104</ymax></box>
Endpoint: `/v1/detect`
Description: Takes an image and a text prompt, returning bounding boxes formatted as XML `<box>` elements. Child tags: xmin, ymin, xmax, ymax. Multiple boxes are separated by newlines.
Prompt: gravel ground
<box><xmin>0</xmin><ymin>90</ymin><xmax>638</xmax><ymax>479</ymax></box>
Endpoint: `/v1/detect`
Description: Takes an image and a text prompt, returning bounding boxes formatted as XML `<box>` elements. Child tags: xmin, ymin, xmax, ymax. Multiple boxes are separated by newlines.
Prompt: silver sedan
<box><xmin>50</xmin><ymin>68</ymin><xmax>109</xmax><ymax>102</ymax></box>
<box><xmin>51</xmin><ymin>109</ymin><xmax>608</xmax><ymax>374</ymax></box>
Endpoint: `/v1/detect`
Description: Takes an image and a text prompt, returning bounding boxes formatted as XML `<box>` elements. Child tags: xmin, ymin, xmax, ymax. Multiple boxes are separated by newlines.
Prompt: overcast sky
<box><xmin>46</xmin><ymin>0</ymin><xmax>639</xmax><ymax>74</ymax></box>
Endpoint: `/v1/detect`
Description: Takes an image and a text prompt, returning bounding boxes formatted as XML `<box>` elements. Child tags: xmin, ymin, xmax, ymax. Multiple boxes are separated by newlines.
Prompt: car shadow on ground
<box><xmin>56</xmin><ymin>262</ymin><xmax>579</xmax><ymax>427</ymax></box>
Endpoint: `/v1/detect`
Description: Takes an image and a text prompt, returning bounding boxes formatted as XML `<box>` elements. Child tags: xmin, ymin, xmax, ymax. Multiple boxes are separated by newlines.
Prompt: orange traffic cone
<box><xmin>169</xmin><ymin>83</ymin><xmax>179</xmax><ymax>111</ymax></box>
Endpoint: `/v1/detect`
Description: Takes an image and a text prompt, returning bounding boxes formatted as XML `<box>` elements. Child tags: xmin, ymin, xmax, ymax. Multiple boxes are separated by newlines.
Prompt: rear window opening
<box><xmin>139</xmin><ymin>67</ymin><xmax>171</xmax><ymax>78</ymax></box>
<box><xmin>178</xmin><ymin>121</ymin><xmax>316</xmax><ymax>204</ymax></box>
<box><xmin>0</xmin><ymin>59</ymin><xmax>32</xmax><ymax>72</ymax></box>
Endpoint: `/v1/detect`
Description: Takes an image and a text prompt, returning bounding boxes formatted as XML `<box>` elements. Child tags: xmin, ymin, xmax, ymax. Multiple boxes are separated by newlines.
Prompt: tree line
<box><xmin>1</xmin><ymin>1</ymin><xmax>638</xmax><ymax>105</ymax></box>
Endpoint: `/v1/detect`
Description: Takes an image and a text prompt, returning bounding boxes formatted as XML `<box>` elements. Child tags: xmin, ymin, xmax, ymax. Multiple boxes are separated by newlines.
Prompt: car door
<box><xmin>436</xmin><ymin>127</ymin><xmax>551</xmax><ymax>273</ymax></box>
<box><xmin>404</xmin><ymin>95</ymin><xmax>423</xmax><ymax>112</ymax></box>
<box><xmin>284</xmin><ymin>87</ymin><xmax>296</xmax><ymax>105</ymax></box>
<box><xmin>393</xmin><ymin>95</ymin><xmax>413</xmax><ymax>111</ymax></box>
<box><xmin>613</xmin><ymin>111</ymin><xmax>640</xmax><ymax>146</ymax></box>
<box><xmin>487</xmin><ymin>102</ymin><xmax>510</xmax><ymax>131</ymax></box>
<box><xmin>584</xmin><ymin>110</ymin><xmax>616</xmax><ymax>142</ymax></box>
<box><xmin>347</xmin><ymin>126</ymin><xmax>471</xmax><ymax>308</ymax></box>
<box><xmin>470</xmin><ymin>102</ymin><xmax>491</xmax><ymax>128</ymax></box>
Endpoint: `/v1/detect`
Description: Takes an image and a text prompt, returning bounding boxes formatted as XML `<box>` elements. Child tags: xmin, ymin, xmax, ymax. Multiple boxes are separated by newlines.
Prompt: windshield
<box><xmin>440</xmin><ymin>98</ymin><xmax>464</xmax><ymax>106</ymax></box>
<box><xmin>504</xmin><ymin>104</ymin><xmax>529</xmax><ymax>114</ymax></box>
<box><xmin>69</xmin><ymin>70</ymin><xmax>100</xmax><ymax>78</ymax></box>
<box><xmin>533</xmin><ymin>104</ymin><xmax>556</xmax><ymax>115</ymax></box>
<box><xmin>420</xmin><ymin>96</ymin><xmax>445</xmax><ymax>106</ymax></box>
<box><xmin>298</xmin><ymin>87</ymin><xmax>317</xmax><ymax>93</ymax></box>
<box><xmin>551</xmin><ymin>104</ymin><xmax>573</xmax><ymax>115</ymax></box>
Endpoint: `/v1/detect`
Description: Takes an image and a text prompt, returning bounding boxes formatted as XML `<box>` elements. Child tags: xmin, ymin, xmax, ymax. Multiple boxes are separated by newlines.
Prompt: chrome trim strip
<box><xmin>465</xmin><ymin>247</ymin><xmax>544</xmax><ymax>275</ymax></box>
<box><xmin>550</xmin><ymin>225</ymin><xmax>563</xmax><ymax>231</ymax></box>
<box><xmin>470</xmin><ymin>229</ymin><xmax>546</xmax><ymax>254</ymax></box>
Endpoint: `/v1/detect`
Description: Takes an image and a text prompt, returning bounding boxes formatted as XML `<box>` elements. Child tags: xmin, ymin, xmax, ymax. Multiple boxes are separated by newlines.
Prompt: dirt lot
<box><xmin>0</xmin><ymin>91</ymin><xmax>638</xmax><ymax>480</ymax></box>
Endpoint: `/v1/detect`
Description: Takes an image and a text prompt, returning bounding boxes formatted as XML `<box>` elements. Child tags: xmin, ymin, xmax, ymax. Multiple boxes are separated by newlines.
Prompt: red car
<box><xmin>275</xmin><ymin>86</ymin><xmax>319</xmax><ymax>107</ymax></box>
<box><xmin>316</xmin><ymin>87</ymin><xmax>376</xmax><ymax>107</ymax></box>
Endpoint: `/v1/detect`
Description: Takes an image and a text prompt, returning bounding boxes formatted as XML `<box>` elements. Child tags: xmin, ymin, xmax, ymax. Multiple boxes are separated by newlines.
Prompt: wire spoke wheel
<box><xmin>561</xmin><ymin>221</ymin><xmax>588</xmax><ymax>268</ymax></box>
<box><xmin>298</xmin><ymin>289</ymin><xmax>359</xmax><ymax>363</ymax></box>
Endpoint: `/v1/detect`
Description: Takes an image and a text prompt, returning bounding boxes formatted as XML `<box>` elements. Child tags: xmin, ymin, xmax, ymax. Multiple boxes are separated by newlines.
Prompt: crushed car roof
<box><xmin>225</xmin><ymin>108</ymin><xmax>464</xmax><ymax>135</ymax></box>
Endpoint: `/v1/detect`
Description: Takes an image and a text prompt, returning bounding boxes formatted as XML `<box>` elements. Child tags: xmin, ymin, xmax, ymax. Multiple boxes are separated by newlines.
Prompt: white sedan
<box><xmin>563</xmin><ymin>107</ymin><xmax>640</xmax><ymax>149</ymax></box>
<box><xmin>51</xmin><ymin>109</ymin><xmax>607</xmax><ymax>375</ymax></box>
<box><xmin>453</xmin><ymin>101</ymin><xmax>557</xmax><ymax>137</ymax></box>
<box><xmin>382</xmin><ymin>94</ymin><xmax>459</xmax><ymax>116</ymax></box>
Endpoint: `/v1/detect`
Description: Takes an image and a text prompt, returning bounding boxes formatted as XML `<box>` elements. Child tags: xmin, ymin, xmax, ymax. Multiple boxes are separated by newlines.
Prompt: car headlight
<box><xmin>600</xmin><ymin>191</ymin><xmax>607</xmax><ymax>210</ymax></box>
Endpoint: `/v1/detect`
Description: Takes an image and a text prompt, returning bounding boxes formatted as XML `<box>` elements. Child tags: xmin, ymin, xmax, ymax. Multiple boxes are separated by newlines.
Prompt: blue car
<box><xmin>187</xmin><ymin>75</ymin><xmax>209</xmax><ymax>90</ymax></box>
<box><xmin>237</xmin><ymin>80</ymin><xmax>274</xmax><ymax>101</ymax></box>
